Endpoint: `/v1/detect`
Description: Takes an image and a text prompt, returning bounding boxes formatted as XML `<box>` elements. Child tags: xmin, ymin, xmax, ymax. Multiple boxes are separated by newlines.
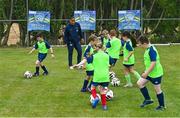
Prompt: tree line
<box><xmin>0</xmin><ymin>0</ymin><xmax>179</xmax><ymax>46</ymax></box>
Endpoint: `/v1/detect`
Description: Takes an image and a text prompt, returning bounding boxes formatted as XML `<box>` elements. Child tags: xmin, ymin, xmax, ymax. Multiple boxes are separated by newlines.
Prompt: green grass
<box><xmin>0</xmin><ymin>46</ymin><xmax>180</xmax><ymax>117</ymax></box>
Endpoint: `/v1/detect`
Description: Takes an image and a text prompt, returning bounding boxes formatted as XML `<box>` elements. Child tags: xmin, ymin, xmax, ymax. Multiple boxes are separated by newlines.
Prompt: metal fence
<box><xmin>0</xmin><ymin>0</ymin><xmax>180</xmax><ymax>46</ymax></box>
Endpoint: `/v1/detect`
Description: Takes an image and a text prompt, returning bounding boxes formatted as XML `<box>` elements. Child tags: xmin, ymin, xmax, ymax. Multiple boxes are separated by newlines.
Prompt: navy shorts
<box><xmin>123</xmin><ymin>64</ymin><xmax>134</xmax><ymax>68</ymax></box>
<box><xmin>92</xmin><ymin>82</ymin><xmax>109</xmax><ymax>87</ymax></box>
<box><xmin>146</xmin><ymin>76</ymin><xmax>162</xmax><ymax>85</ymax></box>
<box><xmin>38</xmin><ymin>53</ymin><xmax>47</xmax><ymax>62</ymax></box>
<box><xmin>86</xmin><ymin>71</ymin><xmax>94</xmax><ymax>76</ymax></box>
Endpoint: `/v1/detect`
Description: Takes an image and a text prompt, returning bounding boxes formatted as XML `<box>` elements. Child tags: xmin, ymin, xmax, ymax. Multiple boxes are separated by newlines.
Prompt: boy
<box><xmin>29</xmin><ymin>33</ymin><xmax>54</xmax><ymax>76</ymax></box>
<box><xmin>106</xmin><ymin>29</ymin><xmax>122</xmax><ymax>66</ymax></box>
<box><xmin>137</xmin><ymin>36</ymin><xmax>165</xmax><ymax>110</ymax></box>
<box><xmin>122</xmin><ymin>31</ymin><xmax>141</xmax><ymax>87</ymax></box>
<box><xmin>100</xmin><ymin>29</ymin><xmax>109</xmax><ymax>48</ymax></box>
<box><xmin>76</xmin><ymin>34</ymin><xmax>98</xmax><ymax>92</ymax></box>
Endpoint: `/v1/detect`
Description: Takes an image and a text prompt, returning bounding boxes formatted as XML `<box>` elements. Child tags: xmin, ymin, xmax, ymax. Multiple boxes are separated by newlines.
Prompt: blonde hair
<box><xmin>110</xmin><ymin>29</ymin><xmax>117</xmax><ymax>36</ymax></box>
<box><xmin>95</xmin><ymin>41</ymin><xmax>103</xmax><ymax>49</ymax></box>
<box><xmin>88</xmin><ymin>34</ymin><xmax>97</xmax><ymax>43</ymax></box>
<box><xmin>102</xmin><ymin>29</ymin><xmax>109</xmax><ymax>35</ymax></box>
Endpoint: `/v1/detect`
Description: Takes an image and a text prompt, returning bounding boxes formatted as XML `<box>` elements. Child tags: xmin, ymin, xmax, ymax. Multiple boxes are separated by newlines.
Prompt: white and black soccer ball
<box><xmin>90</xmin><ymin>93</ymin><xmax>101</xmax><ymax>103</ymax></box>
<box><xmin>109</xmin><ymin>71</ymin><xmax>116</xmax><ymax>79</ymax></box>
<box><xmin>111</xmin><ymin>77</ymin><xmax>120</xmax><ymax>86</ymax></box>
<box><xmin>106</xmin><ymin>89</ymin><xmax>114</xmax><ymax>100</ymax></box>
<box><xmin>24</xmin><ymin>71</ymin><xmax>33</xmax><ymax>79</ymax></box>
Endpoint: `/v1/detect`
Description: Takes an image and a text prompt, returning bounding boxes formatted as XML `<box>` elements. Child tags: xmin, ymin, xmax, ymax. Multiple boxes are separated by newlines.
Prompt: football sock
<box><xmin>91</xmin><ymin>89</ymin><xmax>97</xmax><ymax>99</ymax></box>
<box><xmin>88</xmin><ymin>81</ymin><xmax>92</xmax><ymax>89</ymax></box>
<box><xmin>157</xmin><ymin>92</ymin><xmax>165</xmax><ymax>107</ymax></box>
<box><xmin>140</xmin><ymin>87</ymin><xmax>151</xmax><ymax>100</ymax></box>
<box><xmin>125</xmin><ymin>74</ymin><xmax>132</xmax><ymax>84</ymax></box>
<box><xmin>101</xmin><ymin>94</ymin><xmax>106</xmax><ymax>106</ymax></box>
<box><xmin>133</xmin><ymin>71</ymin><xmax>141</xmax><ymax>80</ymax></box>
<box><xmin>82</xmin><ymin>80</ymin><xmax>89</xmax><ymax>89</ymax></box>
<box><xmin>41</xmin><ymin>65</ymin><xmax>48</xmax><ymax>73</ymax></box>
<box><xmin>35</xmin><ymin>66</ymin><xmax>39</xmax><ymax>74</ymax></box>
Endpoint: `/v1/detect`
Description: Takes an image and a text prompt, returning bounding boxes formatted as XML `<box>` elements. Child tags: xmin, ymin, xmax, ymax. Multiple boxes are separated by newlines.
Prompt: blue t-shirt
<box><xmin>121</xmin><ymin>39</ymin><xmax>125</xmax><ymax>47</ymax></box>
<box><xmin>106</xmin><ymin>41</ymin><xmax>111</xmax><ymax>48</ymax></box>
<box><xmin>126</xmin><ymin>41</ymin><xmax>133</xmax><ymax>51</ymax></box>
<box><xmin>149</xmin><ymin>46</ymin><xmax>157</xmax><ymax>61</ymax></box>
<box><xmin>83</xmin><ymin>45</ymin><xmax>92</xmax><ymax>58</ymax></box>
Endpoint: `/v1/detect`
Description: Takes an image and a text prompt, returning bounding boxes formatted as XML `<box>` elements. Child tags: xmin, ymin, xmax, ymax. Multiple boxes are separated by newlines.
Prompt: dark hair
<box><xmin>36</xmin><ymin>33</ymin><xmax>43</xmax><ymax>38</ymax></box>
<box><xmin>139</xmin><ymin>35</ymin><xmax>150</xmax><ymax>44</ymax></box>
<box><xmin>70</xmin><ymin>16</ymin><xmax>75</xmax><ymax>19</ymax></box>
<box><xmin>88</xmin><ymin>34</ymin><xmax>97</xmax><ymax>43</ymax></box>
<box><xmin>122</xmin><ymin>31</ymin><xmax>131</xmax><ymax>38</ymax></box>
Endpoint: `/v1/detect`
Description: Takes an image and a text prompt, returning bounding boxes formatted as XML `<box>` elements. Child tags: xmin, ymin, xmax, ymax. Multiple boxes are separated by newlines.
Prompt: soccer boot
<box><xmin>33</xmin><ymin>72</ymin><xmax>39</xmax><ymax>77</ymax></box>
<box><xmin>80</xmin><ymin>88</ymin><xmax>87</xmax><ymax>92</ymax></box>
<box><xmin>102</xmin><ymin>105</ymin><xmax>108</xmax><ymax>110</ymax></box>
<box><xmin>140</xmin><ymin>99</ymin><xmax>154</xmax><ymax>108</ymax></box>
<box><xmin>69</xmin><ymin>66</ymin><xmax>74</xmax><ymax>70</ymax></box>
<box><xmin>123</xmin><ymin>83</ymin><xmax>133</xmax><ymax>88</ymax></box>
<box><xmin>155</xmin><ymin>106</ymin><xmax>166</xmax><ymax>111</ymax></box>
<box><xmin>92</xmin><ymin>97</ymin><xmax>99</xmax><ymax>108</ymax></box>
<box><xmin>42</xmin><ymin>72</ymin><xmax>48</xmax><ymax>76</ymax></box>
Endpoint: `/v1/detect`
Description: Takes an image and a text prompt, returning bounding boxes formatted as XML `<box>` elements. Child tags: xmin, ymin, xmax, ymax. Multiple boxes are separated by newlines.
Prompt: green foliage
<box><xmin>13</xmin><ymin>0</ymin><xmax>26</xmax><ymax>19</ymax></box>
<box><xmin>0</xmin><ymin>0</ymin><xmax>179</xmax><ymax>46</ymax></box>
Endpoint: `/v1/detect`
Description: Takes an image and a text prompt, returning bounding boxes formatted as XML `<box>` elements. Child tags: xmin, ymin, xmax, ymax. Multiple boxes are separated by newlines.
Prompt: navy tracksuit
<box><xmin>64</xmin><ymin>22</ymin><xmax>82</xmax><ymax>66</ymax></box>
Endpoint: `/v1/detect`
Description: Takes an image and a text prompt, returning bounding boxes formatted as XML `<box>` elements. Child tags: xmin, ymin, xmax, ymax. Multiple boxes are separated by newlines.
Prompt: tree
<box><xmin>0</xmin><ymin>0</ymin><xmax>179</xmax><ymax>46</ymax></box>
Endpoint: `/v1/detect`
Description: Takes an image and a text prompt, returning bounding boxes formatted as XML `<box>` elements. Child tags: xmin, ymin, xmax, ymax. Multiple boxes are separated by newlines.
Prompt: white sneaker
<box><xmin>78</xmin><ymin>65</ymin><xmax>83</xmax><ymax>69</ymax></box>
<box><xmin>69</xmin><ymin>66</ymin><xmax>74</xmax><ymax>70</ymax></box>
<box><xmin>123</xmin><ymin>83</ymin><xmax>133</xmax><ymax>88</ymax></box>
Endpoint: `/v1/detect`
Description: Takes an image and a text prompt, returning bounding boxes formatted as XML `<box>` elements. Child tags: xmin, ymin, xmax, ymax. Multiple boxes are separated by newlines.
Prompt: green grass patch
<box><xmin>0</xmin><ymin>46</ymin><xmax>180</xmax><ymax>117</ymax></box>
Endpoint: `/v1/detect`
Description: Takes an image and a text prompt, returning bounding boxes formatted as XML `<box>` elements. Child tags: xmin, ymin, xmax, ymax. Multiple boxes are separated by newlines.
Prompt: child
<box><xmin>77</xmin><ymin>34</ymin><xmax>98</xmax><ymax>92</ymax></box>
<box><xmin>106</xmin><ymin>29</ymin><xmax>123</xmax><ymax>66</ymax></box>
<box><xmin>122</xmin><ymin>31</ymin><xmax>141</xmax><ymax>87</ymax></box>
<box><xmin>137</xmin><ymin>36</ymin><xmax>165</xmax><ymax>110</ymax></box>
<box><xmin>87</xmin><ymin>41</ymin><xmax>115</xmax><ymax>110</ymax></box>
<box><xmin>100</xmin><ymin>29</ymin><xmax>109</xmax><ymax>48</ymax></box>
<box><xmin>75</xmin><ymin>41</ymin><xmax>115</xmax><ymax>110</ymax></box>
<box><xmin>29</xmin><ymin>33</ymin><xmax>54</xmax><ymax>76</ymax></box>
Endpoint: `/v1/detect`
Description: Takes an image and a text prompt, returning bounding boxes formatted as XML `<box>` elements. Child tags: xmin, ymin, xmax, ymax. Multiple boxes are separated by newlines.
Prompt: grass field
<box><xmin>0</xmin><ymin>46</ymin><xmax>180</xmax><ymax>117</ymax></box>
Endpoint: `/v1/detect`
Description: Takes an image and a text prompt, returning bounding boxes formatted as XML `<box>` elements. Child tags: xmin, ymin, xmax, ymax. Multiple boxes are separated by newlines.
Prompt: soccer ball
<box><xmin>90</xmin><ymin>93</ymin><xmax>101</xmax><ymax>103</ymax></box>
<box><xmin>24</xmin><ymin>71</ymin><xmax>33</xmax><ymax>79</ymax></box>
<box><xmin>106</xmin><ymin>89</ymin><xmax>114</xmax><ymax>100</ymax></box>
<box><xmin>111</xmin><ymin>77</ymin><xmax>120</xmax><ymax>86</ymax></box>
<box><xmin>109</xmin><ymin>71</ymin><xmax>116</xmax><ymax>79</ymax></box>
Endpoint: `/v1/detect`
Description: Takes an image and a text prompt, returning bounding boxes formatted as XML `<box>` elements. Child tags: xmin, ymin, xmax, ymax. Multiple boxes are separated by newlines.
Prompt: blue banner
<box><xmin>28</xmin><ymin>11</ymin><xmax>50</xmax><ymax>31</ymax></box>
<box><xmin>118</xmin><ymin>10</ymin><xmax>140</xmax><ymax>30</ymax></box>
<box><xmin>74</xmin><ymin>11</ymin><xmax>96</xmax><ymax>31</ymax></box>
